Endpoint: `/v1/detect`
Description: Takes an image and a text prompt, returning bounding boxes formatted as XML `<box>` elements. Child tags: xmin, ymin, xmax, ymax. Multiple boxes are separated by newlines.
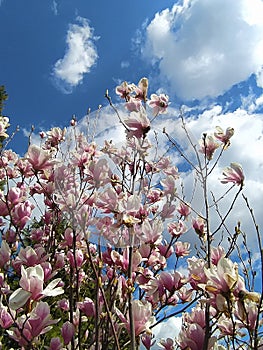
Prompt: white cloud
<box><xmin>141</xmin><ymin>0</ymin><xmax>263</xmax><ymax>100</ymax></box>
<box><xmin>52</xmin><ymin>16</ymin><xmax>99</xmax><ymax>93</ymax></box>
<box><xmin>121</xmin><ymin>61</ymin><xmax>130</xmax><ymax>69</ymax></box>
<box><xmin>51</xmin><ymin>0</ymin><xmax>58</xmax><ymax>16</ymax></box>
<box><xmin>79</xmin><ymin>102</ymin><xmax>263</xmax><ymax>253</ymax></box>
<box><xmin>168</xmin><ymin>106</ymin><xmax>263</xmax><ymax>252</ymax></box>
<box><xmin>151</xmin><ymin>317</ymin><xmax>182</xmax><ymax>349</ymax></box>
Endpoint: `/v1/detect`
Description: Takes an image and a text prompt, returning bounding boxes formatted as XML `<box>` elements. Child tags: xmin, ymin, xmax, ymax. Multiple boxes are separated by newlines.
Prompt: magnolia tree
<box><xmin>0</xmin><ymin>79</ymin><xmax>262</xmax><ymax>350</ymax></box>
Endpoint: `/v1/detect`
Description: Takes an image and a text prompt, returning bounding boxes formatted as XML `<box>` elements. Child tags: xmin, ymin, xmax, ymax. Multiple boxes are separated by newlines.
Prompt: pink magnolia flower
<box><xmin>61</xmin><ymin>321</ymin><xmax>75</xmax><ymax>345</ymax></box>
<box><xmin>220</xmin><ymin>162</ymin><xmax>244</xmax><ymax>186</ymax></box>
<box><xmin>116</xmin><ymin>300</ymin><xmax>155</xmax><ymax>336</ymax></box>
<box><xmin>141</xmin><ymin>219</ymin><xmax>163</xmax><ymax>244</ymax></box>
<box><xmin>77</xmin><ymin>297</ymin><xmax>95</xmax><ymax>317</ymax></box>
<box><xmin>211</xmin><ymin>246</ymin><xmax>225</xmax><ymax>265</ymax></box>
<box><xmin>192</xmin><ymin>217</ymin><xmax>206</xmax><ymax>237</ymax></box>
<box><xmin>235</xmin><ymin>299</ymin><xmax>259</xmax><ymax>331</ymax></box>
<box><xmin>177</xmin><ymin>202</ymin><xmax>191</xmax><ymax>217</ymax></box>
<box><xmin>7</xmin><ymin>186</ymin><xmax>25</xmax><ymax>207</ymax></box>
<box><xmin>174</xmin><ymin>241</ymin><xmax>190</xmax><ymax>257</ymax></box>
<box><xmin>124</xmin><ymin>110</ymin><xmax>151</xmax><ymax>138</ymax></box>
<box><xmin>13</xmin><ymin>245</ymin><xmax>49</xmax><ymax>271</ymax></box>
<box><xmin>141</xmin><ymin>334</ymin><xmax>154</xmax><ymax>350</ymax></box>
<box><xmin>136</xmin><ymin>77</ymin><xmax>148</xmax><ymax>101</ymax></box>
<box><xmin>204</xmin><ymin>257</ymin><xmax>239</xmax><ymax>294</ymax></box>
<box><xmin>214</xmin><ymin>126</ymin><xmax>234</xmax><ymax>148</ymax></box>
<box><xmin>28</xmin><ymin>301</ymin><xmax>58</xmax><ymax>338</ymax></box>
<box><xmin>187</xmin><ymin>257</ymin><xmax>207</xmax><ymax>290</ymax></box>
<box><xmin>157</xmin><ymin>243</ymin><xmax>174</xmax><ymax>258</ymax></box>
<box><xmin>177</xmin><ymin>323</ymin><xmax>216</xmax><ymax>350</ymax></box>
<box><xmin>148</xmin><ymin>93</ymin><xmax>169</xmax><ymax>115</ymax></box>
<box><xmin>178</xmin><ymin>306</ymin><xmax>217</xmax><ymax>350</ymax></box>
<box><xmin>178</xmin><ymin>286</ymin><xmax>193</xmax><ymax>303</ymax></box>
<box><xmin>85</xmin><ymin>158</ymin><xmax>111</xmax><ymax>188</ymax></box>
<box><xmin>48</xmin><ymin>337</ymin><xmax>63</xmax><ymax>350</ymax></box>
<box><xmin>159</xmin><ymin>271</ymin><xmax>183</xmax><ymax>292</ymax></box>
<box><xmin>115</xmin><ymin>81</ymin><xmax>134</xmax><ymax>100</ymax></box>
<box><xmin>67</xmin><ymin>249</ymin><xmax>84</xmax><ymax>268</ymax></box>
<box><xmin>11</xmin><ymin>200</ymin><xmax>34</xmax><ymax>228</ymax></box>
<box><xmin>7</xmin><ymin>301</ymin><xmax>58</xmax><ymax>346</ymax></box>
<box><xmin>199</xmin><ymin>135</ymin><xmax>220</xmax><ymax>160</ymax></box>
<box><xmin>160</xmin><ymin>203</ymin><xmax>176</xmax><ymax>219</ymax></box>
<box><xmin>46</xmin><ymin>127</ymin><xmax>66</xmax><ymax>148</ymax></box>
<box><xmin>0</xmin><ymin>240</ymin><xmax>11</xmax><ymax>268</ymax></box>
<box><xmin>125</xmin><ymin>96</ymin><xmax>142</xmax><ymax>112</ymax></box>
<box><xmin>57</xmin><ymin>298</ymin><xmax>70</xmax><ymax>311</ymax></box>
<box><xmin>160</xmin><ymin>175</ymin><xmax>176</xmax><ymax>196</ymax></box>
<box><xmin>168</xmin><ymin>220</ymin><xmax>187</xmax><ymax>237</ymax></box>
<box><xmin>26</xmin><ymin>144</ymin><xmax>57</xmax><ymax>172</ymax></box>
<box><xmin>9</xmin><ymin>265</ymin><xmax>64</xmax><ymax>310</ymax></box>
<box><xmin>0</xmin><ymin>116</ymin><xmax>9</xmax><ymax>138</ymax></box>
<box><xmin>158</xmin><ymin>338</ymin><xmax>174</xmax><ymax>350</ymax></box>
<box><xmin>217</xmin><ymin>315</ymin><xmax>235</xmax><ymax>336</ymax></box>
<box><xmin>0</xmin><ymin>303</ymin><xmax>14</xmax><ymax>328</ymax></box>
<box><xmin>0</xmin><ymin>190</ymin><xmax>9</xmax><ymax>216</ymax></box>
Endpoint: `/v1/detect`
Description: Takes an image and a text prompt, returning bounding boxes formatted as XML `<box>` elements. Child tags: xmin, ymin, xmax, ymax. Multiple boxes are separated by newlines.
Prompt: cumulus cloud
<box><xmin>167</xmin><ymin>106</ymin><xmax>263</xmax><ymax>252</ymax></box>
<box><xmin>52</xmin><ymin>16</ymin><xmax>99</xmax><ymax>93</ymax></box>
<box><xmin>78</xmin><ymin>101</ymin><xmax>263</xmax><ymax>254</ymax></box>
<box><xmin>140</xmin><ymin>0</ymin><xmax>263</xmax><ymax>100</ymax></box>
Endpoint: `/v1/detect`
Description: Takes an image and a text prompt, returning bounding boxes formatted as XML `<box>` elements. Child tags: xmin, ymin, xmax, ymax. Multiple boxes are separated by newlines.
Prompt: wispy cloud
<box><xmin>51</xmin><ymin>0</ymin><xmax>58</xmax><ymax>16</ymax></box>
<box><xmin>139</xmin><ymin>0</ymin><xmax>263</xmax><ymax>100</ymax></box>
<box><xmin>52</xmin><ymin>16</ymin><xmax>99</xmax><ymax>93</ymax></box>
<box><xmin>120</xmin><ymin>61</ymin><xmax>130</xmax><ymax>69</ymax></box>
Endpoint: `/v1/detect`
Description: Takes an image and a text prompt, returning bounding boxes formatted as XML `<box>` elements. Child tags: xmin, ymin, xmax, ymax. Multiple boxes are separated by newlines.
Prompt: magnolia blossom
<box><xmin>0</xmin><ymin>240</ymin><xmax>11</xmax><ymax>268</ymax></box>
<box><xmin>214</xmin><ymin>126</ymin><xmax>234</xmax><ymax>148</ymax></box>
<box><xmin>177</xmin><ymin>202</ymin><xmax>191</xmax><ymax>217</ymax></box>
<box><xmin>26</xmin><ymin>144</ymin><xmax>57</xmax><ymax>172</ymax></box>
<box><xmin>177</xmin><ymin>323</ymin><xmax>216</xmax><ymax>350</ymax></box>
<box><xmin>61</xmin><ymin>321</ymin><xmax>75</xmax><ymax>345</ymax></box>
<box><xmin>148</xmin><ymin>93</ymin><xmax>169</xmax><ymax>115</ymax></box>
<box><xmin>168</xmin><ymin>220</ymin><xmax>187</xmax><ymax>237</ymax></box>
<box><xmin>124</xmin><ymin>110</ymin><xmax>151</xmax><ymax>138</ymax></box>
<box><xmin>125</xmin><ymin>96</ymin><xmax>142</xmax><ymax>112</ymax></box>
<box><xmin>0</xmin><ymin>116</ymin><xmax>9</xmax><ymax>139</ymax></box>
<box><xmin>7</xmin><ymin>302</ymin><xmax>58</xmax><ymax>346</ymax></box>
<box><xmin>11</xmin><ymin>200</ymin><xmax>34</xmax><ymax>229</ymax></box>
<box><xmin>46</xmin><ymin>127</ymin><xmax>66</xmax><ymax>148</ymax></box>
<box><xmin>115</xmin><ymin>81</ymin><xmax>134</xmax><ymax>100</ymax></box>
<box><xmin>158</xmin><ymin>338</ymin><xmax>175</xmax><ymax>350</ymax></box>
<box><xmin>0</xmin><ymin>303</ymin><xmax>14</xmax><ymax>328</ymax></box>
<box><xmin>220</xmin><ymin>162</ymin><xmax>244</xmax><ymax>186</ymax></box>
<box><xmin>174</xmin><ymin>241</ymin><xmax>190</xmax><ymax>257</ymax></box>
<box><xmin>235</xmin><ymin>299</ymin><xmax>259</xmax><ymax>331</ymax></box>
<box><xmin>177</xmin><ymin>306</ymin><xmax>217</xmax><ymax>350</ymax></box>
<box><xmin>204</xmin><ymin>257</ymin><xmax>239</xmax><ymax>294</ymax></box>
<box><xmin>9</xmin><ymin>265</ymin><xmax>63</xmax><ymax>310</ymax></box>
<box><xmin>192</xmin><ymin>217</ymin><xmax>206</xmax><ymax>237</ymax></box>
<box><xmin>137</xmin><ymin>77</ymin><xmax>148</xmax><ymax>101</ymax></box>
<box><xmin>77</xmin><ymin>298</ymin><xmax>95</xmax><ymax>317</ymax></box>
<box><xmin>116</xmin><ymin>300</ymin><xmax>155</xmax><ymax>336</ymax></box>
<box><xmin>199</xmin><ymin>135</ymin><xmax>220</xmax><ymax>160</ymax></box>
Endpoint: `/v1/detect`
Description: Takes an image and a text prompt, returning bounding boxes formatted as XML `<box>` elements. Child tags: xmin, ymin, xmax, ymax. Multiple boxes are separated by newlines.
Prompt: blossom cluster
<box><xmin>0</xmin><ymin>78</ymin><xmax>261</xmax><ymax>350</ymax></box>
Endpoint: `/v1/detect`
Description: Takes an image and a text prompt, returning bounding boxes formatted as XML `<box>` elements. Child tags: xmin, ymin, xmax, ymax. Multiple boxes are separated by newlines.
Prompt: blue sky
<box><xmin>1</xmin><ymin>0</ymin><xmax>263</xmax><ymax>346</ymax></box>
<box><xmin>1</xmin><ymin>0</ymin><xmax>262</xmax><ymax>134</ymax></box>
<box><xmin>0</xmin><ymin>0</ymin><xmax>175</xmax><ymax>134</ymax></box>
